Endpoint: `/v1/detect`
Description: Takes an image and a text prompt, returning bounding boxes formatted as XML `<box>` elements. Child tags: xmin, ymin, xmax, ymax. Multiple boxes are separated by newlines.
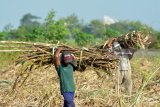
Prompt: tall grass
<box><xmin>130</xmin><ymin>66</ymin><xmax>160</xmax><ymax>107</ymax></box>
<box><xmin>0</xmin><ymin>52</ymin><xmax>21</xmax><ymax>70</ymax></box>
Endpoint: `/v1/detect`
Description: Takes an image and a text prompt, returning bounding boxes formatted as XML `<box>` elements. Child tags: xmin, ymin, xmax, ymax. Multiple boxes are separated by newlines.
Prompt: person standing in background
<box><xmin>107</xmin><ymin>38</ymin><xmax>135</xmax><ymax>96</ymax></box>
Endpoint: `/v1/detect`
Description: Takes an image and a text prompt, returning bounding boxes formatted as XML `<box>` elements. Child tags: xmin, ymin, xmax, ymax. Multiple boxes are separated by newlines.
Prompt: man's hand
<box><xmin>54</xmin><ymin>47</ymin><xmax>63</xmax><ymax>69</ymax></box>
<box><xmin>57</xmin><ymin>47</ymin><xmax>63</xmax><ymax>52</ymax></box>
<box><xmin>107</xmin><ymin>38</ymin><xmax>117</xmax><ymax>48</ymax></box>
<box><xmin>128</xmin><ymin>48</ymin><xmax>136</xmax><ymax>60</ymax></box>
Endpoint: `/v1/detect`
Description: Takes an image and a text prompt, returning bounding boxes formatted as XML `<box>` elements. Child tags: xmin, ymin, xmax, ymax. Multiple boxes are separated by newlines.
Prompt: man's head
<box><xmin>112</xmin><ymin>42</ymin><xmax>121</xmax><ymax>50</ymax></box>
<box><xmin>61</xmin><ymin>51</ymin><xmax>73</xmax><ymax>66</ymax></box>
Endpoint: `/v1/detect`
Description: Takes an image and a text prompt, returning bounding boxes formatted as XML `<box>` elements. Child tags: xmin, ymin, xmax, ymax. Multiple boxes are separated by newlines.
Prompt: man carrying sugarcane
<box><xmin>107</xmin><ymin>38</ymin><xmax>135</xmax><ymax>96</ymax></box>
<box><xmin>54</xmin><ymin>47</ymin><xmax>77</xmax><ymax>107</ymax></box>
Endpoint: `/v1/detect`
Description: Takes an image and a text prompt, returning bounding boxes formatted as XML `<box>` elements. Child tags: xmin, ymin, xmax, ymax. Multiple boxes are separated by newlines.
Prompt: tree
<box><xmin>20</xmin><ymin>13</ymin><xmax>40</xmax><ymax>29</ymax></box>
<box><xmin>108</xmin><ymin>21</ymin><xmax>130</xmax><ymax>34</ymax></box>
<box><xmin>153</xmin><ymin>31</ymin><xmax>160</xmax><ymax>48</ymax></box>
<box><xmin>3</xmin><ymin>24</ymin><xmax>14</xmax><ymax>32</ymax></box>
<box><xmin>83</xmin><ymin>19</ymin><xmax>105</xmax><ymax>38</ymax></box>
<box><xmin>42</xmin><ymin>10</ymin><xmax>70</xmax><ymax>42</ymax></box>
<box><xmin>64</xmin><ymin>14</ymin><xmax>83</xmax><ymax>38</ymax></box>
<box><xmin>128</xmin><ymin>21</ymin><xmax>154</xmax><ymax>32</ymax></box>
<box><xmin>10</xmin><ymin>13</ymin><xmax>42</xmax><ymax>41</ymax></box>
<box><xmin>104</xmin><ymin>28</ymin><xmax>121</xmax><ymax>39</ymax></box>
<box><xmin>0</xmin><ymin>32</ymin><xmax>8</xmax><ymax>40</ymax></box>
<box><xmin>103</xmin><ymin>20</ymin><xmax>155</xmax><ymax>39</ymax></box>
<box><xmin>75</xmin><ymin>29</ymin><xmax>95</xmax><ymax>46</ymax></box>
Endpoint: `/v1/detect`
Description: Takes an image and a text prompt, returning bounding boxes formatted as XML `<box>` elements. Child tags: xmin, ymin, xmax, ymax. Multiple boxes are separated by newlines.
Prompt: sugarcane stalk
<box><xmin>0</xmin><ymin>50</ymin><xmax>36</xmax><ymax>52</ymax></box>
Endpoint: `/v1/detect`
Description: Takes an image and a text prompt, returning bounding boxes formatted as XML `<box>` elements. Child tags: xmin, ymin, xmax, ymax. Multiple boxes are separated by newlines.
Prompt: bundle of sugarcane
<box><xmin>102</xmin><ymin>31</ymin><xmax>150</xmax><ymax>49</ymax></box>
<box><xmin>0</xmin><ymin>41</ymin><xmax>119</xmax><ymax>72</ymax></box>
<box><xmin>14</xmin><ymin>43</ymin><xmax>119</xmax><ymax>73</ymax></box>
<box><xmin>117</xmin><ymin>31</ymin><xmax>150</xmax><ymax>49</ymax></box>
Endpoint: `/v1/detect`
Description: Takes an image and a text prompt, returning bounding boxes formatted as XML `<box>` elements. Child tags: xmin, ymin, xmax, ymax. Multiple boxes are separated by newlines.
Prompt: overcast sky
<box><xmin>0</xmin><ymin>0</ymin><xmax>160</xmax><ymax>31</ymax></box>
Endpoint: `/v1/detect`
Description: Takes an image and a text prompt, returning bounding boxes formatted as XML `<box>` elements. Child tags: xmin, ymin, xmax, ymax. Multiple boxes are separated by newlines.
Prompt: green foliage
<box><xmin>107</xmin><ymin>21</ymin><xmax>130</xmax><ymax>34</ymax></box>
<box><xmin>156</xmin><ymin>32</ymin><xmax>160</xmax><ymax>42</ymax></box>
<box><xmin>83</xmin><ymin>19</ymin><xmax>105</xmax><ymax>38</ymax></box>
<box><xmin>104</xmin><ymin>28</ymin><xmax>121</xmax><ymax>39</ymax></box>
<box><xmin>54</xmin><ymin>19</ymin><xmax>70</xmax><ymax>41</ymax></box>
<box><xmin>20</xmin><ymin>13</ymin><xmax>40</xmax><ymax>35</ymax></box>
<box><xmin>41</xmin><ymin>10</ymin><xmax>70</xmax><ymax>42</ymax></box>
<box><xmin>103</xmin><ymin>20</ymin><xmax>155</xmax><ymax>41</ymax></box>
<box><xmin>26</xmin><ymin>25</ymin><xmax>46</xmax><ymax>42</ymax></box>
<box><xmin>64</xmin><ymin>14</ymin><xmax>83</xmax><ymax>38</ymax></box>
<box><xmin>1</xmin><ymin>13</ymin><xmax>42</xmax><ymax>41</ymax></box>
<box><xmin>103</xmin><ymin>21</ymin><xmax>132</xmax><ymax>39</ymax></box>
<box><xmin>14</xmin><ymin>27</ymin><xmax>30</xmax><ymax>40</ymax></box>
<box><xmin>2</xmin><ymin>10</ymin><xmax>70</xmax><ymax>42</ymax></box>
<box><xmin>0</xmin><ymin>32</ymin><xmax>8</xmax><ymax>40</ymax></box>
<box><xmin>153</xmin><ymin>31</ymin><xmax>160</xmax><ymax>48</ymax></box>
<box><xmin>128</xmin><ymin>21</ymin><xmax>154</xmax><ymax>32</ymax></box>
<box><xmin>64</xmin><ymin>14</ymin><xmax>82</xmax><ymax>29</ymax></box>
<box><xmin>75</xmin><ymin>29</ymin><xmax>95</xmax><ymax>46</ymax></box>
<box><xmin>3</xmin><ymin>24</ymin><xmax>14</xmax><ymax>32</ymax></box>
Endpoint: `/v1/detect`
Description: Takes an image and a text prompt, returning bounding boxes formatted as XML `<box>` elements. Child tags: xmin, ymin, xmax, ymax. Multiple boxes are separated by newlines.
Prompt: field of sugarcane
<box><xmin>0</xmin><ymin>31</ymin><xmax>160</xmax><ymax>107</ymax></box>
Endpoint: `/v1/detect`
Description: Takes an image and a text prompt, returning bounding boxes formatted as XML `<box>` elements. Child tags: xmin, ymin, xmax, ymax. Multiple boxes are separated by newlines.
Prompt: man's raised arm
<box><xmin>54</xmin><ymin>47</ymin><xmax>63</xmax><ymax>69</ymax></box>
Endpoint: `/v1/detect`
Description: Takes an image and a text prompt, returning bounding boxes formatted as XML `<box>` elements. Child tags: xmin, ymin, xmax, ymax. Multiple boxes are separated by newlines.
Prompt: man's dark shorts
<box><xmin>62</xmin><ymin>92</ymin><xmax>75</xmax><ymax>107</ymax></box>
